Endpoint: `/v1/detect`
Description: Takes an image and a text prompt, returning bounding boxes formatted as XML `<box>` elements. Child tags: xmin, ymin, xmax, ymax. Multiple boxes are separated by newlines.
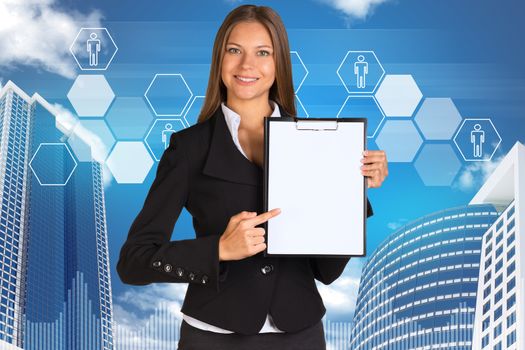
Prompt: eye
<box><xmin>258</xmin><ymin>50</ymin><xmax>271</xmax><ymax>56</ymax></box>
<box><xmin>227</xmin><ymin>47</ymin><xmax>240</xmax><ymax>54</ymax></box>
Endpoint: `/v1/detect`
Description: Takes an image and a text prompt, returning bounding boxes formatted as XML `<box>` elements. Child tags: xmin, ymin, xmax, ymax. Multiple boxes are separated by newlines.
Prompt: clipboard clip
<box><xmin>295</xmin><ymin>120</ymin><xmax>339</xmax><ymax>131</ymax></box>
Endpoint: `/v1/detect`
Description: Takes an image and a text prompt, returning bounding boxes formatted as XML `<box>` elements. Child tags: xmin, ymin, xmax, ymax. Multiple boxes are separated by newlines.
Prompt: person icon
<box><xmin>471</xmin><ymin>123</ymin><xmax>485</xmax><ymax>158</ymax></box>
<box><xmin>161</xmin><ymin>123</ymin><xmax>176</xmax><ymax>149</ymax></box>
<box><xmin>354</xmin><ymin>55</ymin><xmax>369</xmax><ymax>89</ymax></box>
<box><xmin>87</xmin><ymin>32</ymin><xmax>101</xmax><ymax>67</ymax></box>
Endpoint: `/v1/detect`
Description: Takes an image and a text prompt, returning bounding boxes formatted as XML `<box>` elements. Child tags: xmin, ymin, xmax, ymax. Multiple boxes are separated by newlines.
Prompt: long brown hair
<box><xmin>197</xmin><ymin>5</ymin><xmax>296</xmax><ymax>123</ymax></box>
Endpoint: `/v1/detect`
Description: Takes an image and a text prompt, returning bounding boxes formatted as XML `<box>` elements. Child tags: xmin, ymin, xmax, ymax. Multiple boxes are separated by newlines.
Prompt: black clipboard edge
<box><xmin>263</xmin><ymin>117</ymin><xmax>369</xmax><ymax>258</ymax></box>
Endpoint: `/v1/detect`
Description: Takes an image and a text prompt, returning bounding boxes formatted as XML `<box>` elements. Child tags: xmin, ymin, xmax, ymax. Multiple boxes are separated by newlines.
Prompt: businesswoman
<box><xmin>117</xmin><ymin>4</ymin><xmax>388</xmax><ymax>350</ymax></box>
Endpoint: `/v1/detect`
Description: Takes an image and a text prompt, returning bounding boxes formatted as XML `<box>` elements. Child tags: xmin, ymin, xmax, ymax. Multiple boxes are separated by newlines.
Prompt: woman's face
<box><xmin>221</xmin><ymin>21</ymin><xmax>276</xmax><ymax>105</ymax></box>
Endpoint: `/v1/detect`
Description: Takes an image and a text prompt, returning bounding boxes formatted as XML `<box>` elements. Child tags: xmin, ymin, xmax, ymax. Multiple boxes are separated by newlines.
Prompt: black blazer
<box><xmin>117</xmin><ymin>106</ymin><xmax>373</xmax><ymax>335</ymax></box>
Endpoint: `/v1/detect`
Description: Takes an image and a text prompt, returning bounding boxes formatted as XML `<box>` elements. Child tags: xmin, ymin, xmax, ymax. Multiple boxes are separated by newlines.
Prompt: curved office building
<box><xmin>349</xmin><ymin>204</ymin><xmax>498</xmax><ymax>350</ymax></box>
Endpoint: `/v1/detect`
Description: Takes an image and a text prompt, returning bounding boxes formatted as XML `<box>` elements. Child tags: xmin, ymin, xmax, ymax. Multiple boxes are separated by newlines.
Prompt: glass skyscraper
<box><xmin>0</xmin><ymin>81</ymin><xmax>113</xmax><ymax>349</ymax></box>
<box><xmin>350</xmin><ymin>204</ymin><xmax>499</xmax><ymax>350</ymax></box>
<box><xmin>471</xmin><ymin>142</ymin><xmax>524</xmax><ymax>350</ymax></box>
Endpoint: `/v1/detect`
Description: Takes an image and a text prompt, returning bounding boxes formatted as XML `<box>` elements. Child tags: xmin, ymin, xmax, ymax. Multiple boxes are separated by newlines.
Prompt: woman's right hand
<box><xmin>218</xmin><ymin>208</ymin><xmax>281</xmax><ymax>261</ymax></box>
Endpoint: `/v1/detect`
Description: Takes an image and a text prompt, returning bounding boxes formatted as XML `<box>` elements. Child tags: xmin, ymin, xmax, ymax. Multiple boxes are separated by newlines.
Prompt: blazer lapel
<box><xmin>202</xmin><ymin>107</ymin><xmax>262</xmax><ymax>186</ymax></box>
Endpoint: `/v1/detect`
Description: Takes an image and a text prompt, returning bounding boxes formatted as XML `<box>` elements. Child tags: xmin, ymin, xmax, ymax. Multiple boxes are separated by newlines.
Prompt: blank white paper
<box><xmin>266</xmin><ymin>120</ymin><xmax>365</xmax><ymax>256</ymax></box>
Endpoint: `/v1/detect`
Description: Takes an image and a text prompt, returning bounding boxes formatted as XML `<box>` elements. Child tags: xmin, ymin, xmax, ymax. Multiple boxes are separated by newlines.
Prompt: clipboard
<box><xmin>263</xmin><ymin>117</ymin><xmax>368</xmax><ymax>257</ymax></box>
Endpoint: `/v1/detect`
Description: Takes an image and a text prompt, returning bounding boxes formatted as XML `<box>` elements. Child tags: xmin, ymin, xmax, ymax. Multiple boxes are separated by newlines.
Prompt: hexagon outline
<box><xmin>453</xmin><ymin>118</ymin><xmax>501</xmax><ymax>162</ymax></box>
<box><xmin>335</xmin><ymin>95</ymin><xmax>386</xmax><ymax>139</ymax></box>
<box><xmin>145</xmin><ymin>118</ymin><xmax>186</xmax><ymax>161</ymax></box>
<box><xmin>295</xmin><ymin>94</ymin><xmax>309</xmax><ymax>118</ymax></box>
<box><xmin>336</xmin><ymin>50</ymin><xmax>385</xmax><ymax>94</ymax></box>
<box><xmin>144</xmin><ymin>73</ymin><xmax>193</xmax><ymax>117</ymax></box>
<box><xmin>69</xmin><ymin>27</ymin><xmax>118</xmax><ymax>71</ymax></box>
<box><xmin>29</xmin><ymin>143</ymin><xmax>78</xmax><ymax>186</ymax></box>
<box><xmin>182</xmin><ymin>95</ymin><xmax>205</xmax><ymax>127</ymax></box>
<box><xmin>290</xmin><ymin>51</ymin><xmax>309</xmax><ymax>94</ymax></box>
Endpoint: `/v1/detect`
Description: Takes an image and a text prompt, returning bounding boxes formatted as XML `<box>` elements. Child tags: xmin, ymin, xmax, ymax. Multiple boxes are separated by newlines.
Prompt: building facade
<box><xmin>350</xmin><ymin>204</ymin><xmax>499</xmax><ymax>350</ymax></box>
<box><xmin>471</xmin><ymin>142</ymin><xmax>524</xmax><ymax>350</ymax></box>
<box><xmin>0</xmin><ymin>81</ymin><xmax>113</xmax><ymax>349</ymax></box>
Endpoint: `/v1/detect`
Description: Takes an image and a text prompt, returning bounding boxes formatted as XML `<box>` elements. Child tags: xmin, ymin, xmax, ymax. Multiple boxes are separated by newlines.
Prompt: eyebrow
<box><xmin>226</xmin><ymin>42</ymin><xmax>273</xmax><ymax>49</ymax></box>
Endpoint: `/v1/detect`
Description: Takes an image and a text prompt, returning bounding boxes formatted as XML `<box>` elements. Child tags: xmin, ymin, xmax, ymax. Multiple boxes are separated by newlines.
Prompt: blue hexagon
<box><xmin>183</xmin><ymin>95</ymin><xmax>205</xmax><ymax>127</ymax></box>
<box><xmin>375</xmin><ymin>120</ymin><xmax>423</xmax><ymax>162</ymax></box>
<box><xmin>106</xmin><ymin>142</ymin><xmax>154</xmax><ymax>184</ymax></box>
<box><xmin>453</xmin><ymin>118</ymin><xmax>501</xmax><ymax>161</ymax></box>
<box><xmin>375</xmin><ymin>75</ymin><xmax>423</xmax><ymax>117</ymax></box>
<box><xmin>336</xmin><ymin>51</ymin><xmax>385</xmax><ymax>94</ymax></box>
<box><xmin>105</xmin><ymin>97</ymin><xmax>154</xmax><ymax>139</ymax></box>
<box><xmin>67</xmin><ymin>75</ymin><xmax>115</xmax><ymax>117</ymax></box>
<box><xmin>29</xmin><ymin>143</ymin><xmax>77</xmax><ymax>186</ymax></box>
<box><xmin>145</xmin><ymin>74</ymin><xmax>193</xmax><ymax>116</ymax></box>
<box><xmin>336</xmin><ymin>96</ymin><xmax>385</xmax><ymax>138</ymax></box>
<box><xmin>414</xmin><ymin>144</ymin><xmax>462</xmax><ymax>186</ymax></box>
<box><xmin>70</xmin><ymin>28</ymin><xmax>118</xmax><ymax>71</ymax></box>
<box><xmin>415</xmin><ymin>98</ymin><xmax>462</xmax><ymax>140</ymax></box>
<box><xmin>67</xmin><ymin>119</ymin><xmax>116</xmax><ymax>162</ymax></box>
<box><xmin>145</xmin><ymin>119</ymin><xmax>186</xmax><ymax>161</ymax></box>
<box><xmin>291</xmin><ymin>51</ymin><xmax>308</xmax><ymax>94</ymax></box>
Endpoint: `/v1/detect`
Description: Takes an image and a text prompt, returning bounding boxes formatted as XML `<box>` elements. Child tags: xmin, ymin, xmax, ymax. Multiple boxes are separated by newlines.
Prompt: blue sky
<box><xmin>1</xmin><ymin>0</ymin><xmax>524</xmax><ymax>331</ymax></box>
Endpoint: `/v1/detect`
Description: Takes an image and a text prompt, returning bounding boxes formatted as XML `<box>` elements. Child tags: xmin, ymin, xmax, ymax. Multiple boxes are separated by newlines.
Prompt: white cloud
<box><xmin>317</xmin><ymin>258</ymin><xmax>364</xmax><ymax>317</ymax></box>
<box><xmin>453</xmin><ymin>154</ymin><xmax>503</xmax><ymax>191</ymax></box>
<box><xmin>0</xmin><ymin>0</ymin><xmax>102</xmax><ymax>78</ymax></box>
<box><xmin>112</xmin><ymin>284</ymin><xmax>188</xmax><ymax>347</ymax></box>
<box><xmin>317</xmin><ymin>0</ymin><xmax>391</xmax><ymax>23</ymax></box>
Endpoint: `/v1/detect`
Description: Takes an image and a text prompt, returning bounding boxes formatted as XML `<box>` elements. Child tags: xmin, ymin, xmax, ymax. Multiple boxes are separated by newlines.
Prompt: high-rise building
<box><xmin>350</xmin><ymin>204</ymin><xmax>499</xmax><ymax>350</ymax></box>
<box><xmin>471</xmin><ymin>142</ymin><xmax>524</xmax><ymax>350</ymax></box>
<box><xmin>0</xmin><ymin>81</ymin><xmax>113</xmax><ymax>349</ymax></box>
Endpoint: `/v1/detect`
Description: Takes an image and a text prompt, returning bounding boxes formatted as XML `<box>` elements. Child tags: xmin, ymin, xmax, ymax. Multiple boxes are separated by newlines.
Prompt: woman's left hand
<box><xmin>361</xmin><ymin>150</ymin><xmax>388</xmax><ymax>188</ymax></box>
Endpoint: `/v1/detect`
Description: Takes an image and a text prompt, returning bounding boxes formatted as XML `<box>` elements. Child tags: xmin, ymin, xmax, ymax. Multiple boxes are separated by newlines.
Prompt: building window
<box><xmin>496</xmin><ymin>219</ymin><xmax>503</xmax><ymax>232</ymax></box>
<box><xmin>482</xmin><ymin>334</ymin><xmax>489</xmax><ymax>348</ymax></box>
<box><xmin>493</xmin><ymin>322</ymin><xmax>502</xmax><ymax>338</ymax></box>
<box><xmin>507</xmin><ymin>218</ymin><xmax>515</xmax><ymax>231</ymax></box>
<box><xmin>494</xmin><ymin>305</ymin><xmax>502</xmax><ymax>321</ymax></box>
<box><xmin>507</xmin><ymin>311</ymin><xmax>515</xmax><ymax>327</ymax></box>
<box><xmin>485</xmin><ymin>257</ymin><xmax>492</xmax><ymax>270</ymax></box>
<box><xmin>486</xmin><ymin>232</ymin><xmax>493</xmax><ymax>243</ymax></box>
<box><xmin>507</xmin><ymin>261</ymin><xmax>515</xmax><ymax>276</ymax></box>
<box><xmin>493</xmin><ymin>341</ymin><xmax>501</xmax><ymax>350</ymax></box>
<box><xmin>507</xmin><ymin>232</ymin><xmax>515</xmax><ymax>246</ymax></box>
<box><xmin>495</xmin><ymin>259</ymin><xmax>503</xmax><ymax>273</ymax></box>
<box><xmin>507</xmin><ymin>330</ymin><xmax>516</xmax><ymax>346</ymax></box>
<box><xmin>506</xmin><ymin>205</ymin><xmax>515</xmax><ymax>219</ymax></box>
<box><xmin>507</xmin><ymin>247</ymin><xmax>515</xmax><ymax>260</ymax></box>
<box><xmin>484</xmin><ymin>285</ymin><xmax>491</xmax><ymax>299</ymax></box>
<box><xmin>495</xmin><ymin>232</ymin><xmax>503</xmax><ymax>245</ymax></box>
<box><xmin>495</xmin><ymin>245</ymin><xmax>503</xmax><ymax>257</ymax></box>
<box><xmin>482</xmin><ymin>316</ymin><xmax>490</xmax><ymax>331</ymax></box>
<box><xmin>494</xmin><ymin>289</ymin><xmax>502</xmax><ymax>304</ymax></box>
<box><xmin>495</xmin><ymin>273</ymin><xmax>502</xmax><ymax>287</ymax></box>
<box><xmin>485</xmin><ymin>243</ymin><xmax>492</xmax><ymax>256</ymax></box>
<box><xmin>507</xmin><ymin>277</ymin><xmax>515</xmax><ymax>292</ymax></box>
<box><xmin>507</xmin><ymin>294</ymin><xmax>515</xmax><ymax>309</ymax></box>
<box><xmin>485</xmin><ymin>271</ymin><xmax>492</xmax><ymax>284</ymax></box>
<box><xmin>484</xmin><ymin>301</ymin><xmax>491</xmax><ymax>315</ymax></box>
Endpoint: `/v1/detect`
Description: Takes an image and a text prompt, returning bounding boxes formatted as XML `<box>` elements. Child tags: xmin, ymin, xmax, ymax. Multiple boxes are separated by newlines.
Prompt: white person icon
<box><xmin>87</xmin><ymin>33</ymin><xmax>101</xmax><ymax>66</ymax></box>
<box><xmin>471</xmin><ymin>123</ymin><xmax>485</xmax><ymax>158</ymax></box>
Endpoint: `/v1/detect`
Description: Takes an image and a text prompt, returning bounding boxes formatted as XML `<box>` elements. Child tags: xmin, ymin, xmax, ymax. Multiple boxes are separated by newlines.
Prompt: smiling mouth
<box><xmin>235</xmin><ymin>75</ymin><xmax>259</xmax><ymax>82</ymax></box>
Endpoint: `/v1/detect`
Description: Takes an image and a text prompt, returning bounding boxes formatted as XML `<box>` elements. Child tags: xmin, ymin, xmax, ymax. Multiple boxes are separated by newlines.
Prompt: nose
<box><xmin>240</xmin><ymin>52</ymin><xmax>256</xmax><ymax>70</ymax></box>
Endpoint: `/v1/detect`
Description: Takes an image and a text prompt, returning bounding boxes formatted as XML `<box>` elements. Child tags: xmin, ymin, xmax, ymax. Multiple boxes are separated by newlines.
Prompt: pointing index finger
<box><xmin>245</xmin><ymin>208</ymin><xmax>281</xmax><ymax>227</ymax></box>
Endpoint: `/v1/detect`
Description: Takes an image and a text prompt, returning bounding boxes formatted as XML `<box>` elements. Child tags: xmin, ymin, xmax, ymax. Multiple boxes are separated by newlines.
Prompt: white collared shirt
<box><xmin>181</xmin><ymin>101</ymin><xmax>284</xmax><ymax>334</ymax></box>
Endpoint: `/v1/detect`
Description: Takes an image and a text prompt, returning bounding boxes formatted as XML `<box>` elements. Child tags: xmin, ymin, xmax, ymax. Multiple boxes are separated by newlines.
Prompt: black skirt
<box><xmin>177</xmin><ymin>319</ymin><xmax>326</xmax><ymax>350</ymax></box>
